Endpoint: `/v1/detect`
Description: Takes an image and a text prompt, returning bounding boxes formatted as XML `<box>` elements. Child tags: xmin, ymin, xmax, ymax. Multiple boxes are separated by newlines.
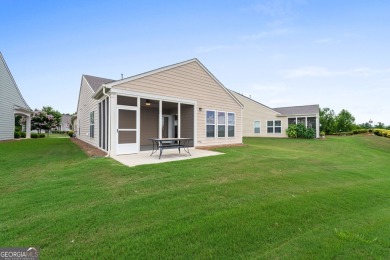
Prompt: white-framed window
<box><xmin>90</xmin><ymin>111</ymin><xmax>94</xmax><ymax>138</ymax></box>
<box><xmin>206</xmin><ymin>110</ymin><xmax>216</xmax><ymax>138</ymax></box>
<box><xmin>275</xmin><ymin>120</ymin><xmax>281</xmax><ymax>133</ymax></box>
<box><xmin>206</xmin><ymin>110</ymin><xmax>235</xmax><ymax>138</ymax></box>
<box><xmin>228</xmin><ymin>112</ymin><xmax>235</xmax><ymax>137</ymax></box>
<box><xmin>254</xmin><ymin>120</ymin><xmax>260</xmax><ymax>133</ymax></box>
<box><xmin>267</xmin><ymin>120</ymin><xmax>281</xmax><ymax>134</ymax></box>
<box><xmin>218</xmin><ymin>111</ymin><xmax>226</xmax><ymax>137</ymax></box>
<box><xmin>267</xmin><ymin>121</ymin><xmax>274</xmax><ymax>133</ymax></box>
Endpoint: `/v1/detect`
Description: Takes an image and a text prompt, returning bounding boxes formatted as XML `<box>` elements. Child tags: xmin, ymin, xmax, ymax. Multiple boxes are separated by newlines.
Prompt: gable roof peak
<box><xmin>83</xmin><ymin>74</ymin><xmax>114</xmax><ymax>92</ymax></box>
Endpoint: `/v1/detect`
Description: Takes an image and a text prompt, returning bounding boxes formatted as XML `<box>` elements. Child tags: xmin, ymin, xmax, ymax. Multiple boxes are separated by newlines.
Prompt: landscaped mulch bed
<box><xmin>70</xmin><ymin>138</ymin><xmax>107</xmax><ymax>157</ymax></box>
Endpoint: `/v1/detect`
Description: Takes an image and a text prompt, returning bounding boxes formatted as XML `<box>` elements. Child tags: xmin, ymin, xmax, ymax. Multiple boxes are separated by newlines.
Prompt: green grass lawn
<box><xmin>45</xmin><ymin>133</ymin><xmax>70</xmax><ymax>138</ymax></box>
<box><xmin>1</xmin><ymin>135</ymin><xmax>390</xmax><ymax>259</ymax></box>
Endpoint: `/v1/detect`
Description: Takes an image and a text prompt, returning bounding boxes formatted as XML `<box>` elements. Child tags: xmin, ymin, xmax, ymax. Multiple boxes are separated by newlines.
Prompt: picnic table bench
<box><xmin>148</xmin><ymin>138</ymin><xmax>193</xmax><ymax>159</ymax></box>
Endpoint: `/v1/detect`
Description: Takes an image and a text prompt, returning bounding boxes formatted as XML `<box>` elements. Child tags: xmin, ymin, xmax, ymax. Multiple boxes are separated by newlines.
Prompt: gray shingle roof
<box><xmin>83</xmin><ymin>75</ymin><xmax>114</xmax><ymax>92</ymax></box>
<box><xmin>273</xmin><ymin>104</ymin><xmax>319</xmax><ymax>115</ymax></box>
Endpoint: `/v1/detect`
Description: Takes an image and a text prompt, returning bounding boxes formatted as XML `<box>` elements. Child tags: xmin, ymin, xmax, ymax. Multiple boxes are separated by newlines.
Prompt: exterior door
<box><xmin>117</xmin><ymin>107</ymin><xmax>138</xmax><ymax>154</ymax></box>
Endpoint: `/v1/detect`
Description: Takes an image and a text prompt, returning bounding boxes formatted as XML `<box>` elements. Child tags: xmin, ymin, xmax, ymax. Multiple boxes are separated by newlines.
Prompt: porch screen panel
<box><xmin>102</xmin><ymin>99</ymin><xmax>106</xmax><ymax>150</ymax></box>
<box><xmin>297</xmin><ymin>117</ymin><xmax>305</xmax><ymax>125</ymax></box>
<box><xmin>99</xmin><ymin>103</ymin><xmax>102</xmax><ymax>148</ymax></box>
<box><xmin>119</xmin><ymin>110</ymin><xmax>137</xmax><ymax>129</ymax></box>
<box><xmin>117</xmin><ymin>95</ymin><xmax>137</xmax><ymax>106</ymax></box>
<box><xmin>106</xmin><ymin>98</ymin><xmax>109</xmax><ymax>151</ymax></box>
<box><xmin>180</xmin><ymin>104</ymin><xmax>194</xmax><ymax>146</ymax></box>
<box><xmin>118</xmin><ymin>131</ymin><xmax>136</xmax><ymax>144</ymax></box>
<box><xmin>288</xmin><ymin>118</ymin><xmax>296</xmax><ymax>126</ymax></box>
<box><xmin>307</xmin><ymin>117</ymin><xmax>316</xmax><ymax>135</ymax></box>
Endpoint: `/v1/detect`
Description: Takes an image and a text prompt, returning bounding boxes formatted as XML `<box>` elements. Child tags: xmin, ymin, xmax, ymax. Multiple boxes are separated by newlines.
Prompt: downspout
<box><xmin>102</xmin><ymin>86</ymin><xmax>111</xmax><ymax>157</ymax></box>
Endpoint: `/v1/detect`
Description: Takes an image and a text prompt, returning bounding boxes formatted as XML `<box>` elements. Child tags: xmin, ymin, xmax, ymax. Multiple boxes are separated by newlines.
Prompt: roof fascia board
<box><xmin>0</xmin><ymin>52</ymin><xmax>32</xmax><ymax>111</ymax></box>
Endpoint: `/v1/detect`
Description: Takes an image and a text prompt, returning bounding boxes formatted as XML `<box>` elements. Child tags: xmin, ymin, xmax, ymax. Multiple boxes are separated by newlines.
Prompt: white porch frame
<box><xmin>109</xmin><ymin>89</ymin><xmax>197</xmax><ymax>155</ymax></box>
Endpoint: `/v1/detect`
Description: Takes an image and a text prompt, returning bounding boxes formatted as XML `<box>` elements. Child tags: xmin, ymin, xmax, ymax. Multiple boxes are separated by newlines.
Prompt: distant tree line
<box><xmin>320</xmin><ymin>107</ymin><xmax>389</xmax><ymax>134</ymax></box>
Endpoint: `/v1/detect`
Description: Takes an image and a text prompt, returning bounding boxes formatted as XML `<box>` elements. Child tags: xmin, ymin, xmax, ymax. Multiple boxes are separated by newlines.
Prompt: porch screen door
<box><xmin>117</xmin><ymin>107</ymin><xmax>138</xmax><ymax>154</ymax></box>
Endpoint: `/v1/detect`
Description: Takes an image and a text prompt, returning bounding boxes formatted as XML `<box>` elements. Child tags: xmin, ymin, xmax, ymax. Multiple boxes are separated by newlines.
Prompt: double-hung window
<box><xmin>275</xmin><ymin>120</ymin><xmax>281</xmax><ymax>133</ymax></box>
<box><xmin>267</xmin><ymin>121</ymin><xmax>274</xmax><ymax>133</ymax></box>
<box><xmin>254</xmin><ymin>121</ymin><xmax>260</xmax><ymax>133</ymax></box>
<box><xmin>206</xmin><ymin>110</ymin><xmax>216</xmax><ymax>137</ymax></box>
<box><xmin>218</xmin><ymin>112</ymin><xmax>226</xmax><ymax>137</ymax></box>
<box><xmin>267</xmin><ymin>120</ymin><xmax>282</xmax><ymax>134</ymax></box>
<box><xmin>228</xmin><ymin>113</ymin><xmax>235</xmax><ymax>137</ymax></box>
<box><xmin>90</xmin><ymin>111</ymin><xmax>94</xmax><ymax>138</ymax></box>
<box><xmin>207</xmin><ymin>111</ymin><xmax>235</xmax><ymax>138</ymax></box>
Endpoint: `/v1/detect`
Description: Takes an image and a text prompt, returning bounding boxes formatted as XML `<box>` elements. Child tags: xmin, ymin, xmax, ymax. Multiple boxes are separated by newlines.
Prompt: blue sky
<box><xmin>1</xmin><ymin>0</ymin><xmax>389</xmax><ymax>125</ymax></box>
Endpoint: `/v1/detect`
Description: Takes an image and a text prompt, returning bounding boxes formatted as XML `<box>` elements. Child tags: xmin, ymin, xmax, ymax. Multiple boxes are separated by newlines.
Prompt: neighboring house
<box><xmin>231</xmin><ymin>91</ymin><xmax>320</xmax><ymax>138</ymax></box>
<box><xmin>58</xmin><ymin>114</ymin><xmax>72</xmax><ymax>131</ymax></box>
<box><xmin>0</xmin><ymin>52</ymin><xmax>32</xmax><ymax>140</ymax></box>
<box><xmin>76</xmin><ymin>59</ymin><xmax>243</xmax><ymax>155</ymax></box>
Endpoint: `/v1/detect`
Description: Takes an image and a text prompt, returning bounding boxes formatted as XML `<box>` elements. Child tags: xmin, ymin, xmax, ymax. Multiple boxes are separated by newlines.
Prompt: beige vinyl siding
<box><xmin>76</xmin><ymin>77</ymin><xmax>99</xmax><ymax>146</ymax></box>
<box><xmin>231</xmin><ymin>92</ymin><xmax>288</xmax><ymax>137</ymax></box>
<box><xmin>113</xmin><ymin>61</ymin><xmax>242</xmax><ymax>146</ymax></box>
<box><xmin>0</xmin><ymin>53</ymin><xmax>31</xmax><ymax>140</ymax></box>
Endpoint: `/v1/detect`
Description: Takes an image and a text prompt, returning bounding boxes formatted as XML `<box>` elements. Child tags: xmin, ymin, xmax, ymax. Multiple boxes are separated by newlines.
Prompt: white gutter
<box><xmin>102</xmin><ymin>86</ymin><xmax>111</xmax><ymax>157</ymax></box>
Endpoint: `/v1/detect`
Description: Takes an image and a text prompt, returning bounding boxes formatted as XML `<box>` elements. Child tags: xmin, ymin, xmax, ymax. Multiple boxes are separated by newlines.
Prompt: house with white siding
<box><xmin>231</xmin><ymin>91</ymin><xmax>320</xmax><ymax>138</ymax></box>
<box><xmin>0</xmin><ymin>52</ymin><xmax>32</xmax><ymax>140</ymax></box>
<box><xmin>76</xmin><ymin>59</ymin><xmax>243</xmax><ymax>155</ymax></box>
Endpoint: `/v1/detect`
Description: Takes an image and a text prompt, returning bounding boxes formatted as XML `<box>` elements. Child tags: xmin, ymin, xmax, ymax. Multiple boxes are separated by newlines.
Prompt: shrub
<box><xmin>67</xmin><ymin>130</ymin><xmax>74</xmax><ymax>137</ymax></box>
<box><xmin>31</xmin><ymin>133</ymin><xmax>38</xmax><ymax>138</ymax></box>
<box><xmin>14</xmin><ymin>131</ymin><xmax>21</xmax><ymax>138</ymax></box>
<box><xmin>320</xmin><ymin>131</ymin><xmax>325</xmax><ymax>137</ymax></box>
<box><xmin>286</xmin><ymin>124</ymin><xmax>298</xmax><ymax>138</ymax></box>
<box><xmin>296</xmin><ymin>124</ymin><xmax>307</xmax><ymax>138</ymax></box>
<box><xmin>368</xmin><ymin>129</ymin><xmax>373</xmax><ymax>133</ymax></box>
<box><xmin>21</xmin><ymin>132</ymin><xmax>26</xmax><ymax>138</ymax></box>
<box><xmin>373</xmin><ymin>129</ymin><xmax>390</xmax><ymax>138</ymax></box>
<box><xmin>286</xmin><ymin>124</ymin><xmax>316</xmax><ymax>139</ymax></box>
<box><xmin>305</xmin><ymin>128</ymin><xmax>316</xmax><ymax>139</ymax></box>
<box><xmin>353</xmin><ymin>129</ymin><xmax>368</xmax><ymax>135</ymax></box>
<box><xmin>39</xmin><ymin>133</ymin><xmax>46</xmax><ymax>138</ymax></box>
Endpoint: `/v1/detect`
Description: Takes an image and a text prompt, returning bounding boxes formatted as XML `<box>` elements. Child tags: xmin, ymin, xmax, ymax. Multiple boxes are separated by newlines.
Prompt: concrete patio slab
<box><xmin>111</xmin><ymin>148</ymin><xmax>223</xmax><ymax>167</ymax></box>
